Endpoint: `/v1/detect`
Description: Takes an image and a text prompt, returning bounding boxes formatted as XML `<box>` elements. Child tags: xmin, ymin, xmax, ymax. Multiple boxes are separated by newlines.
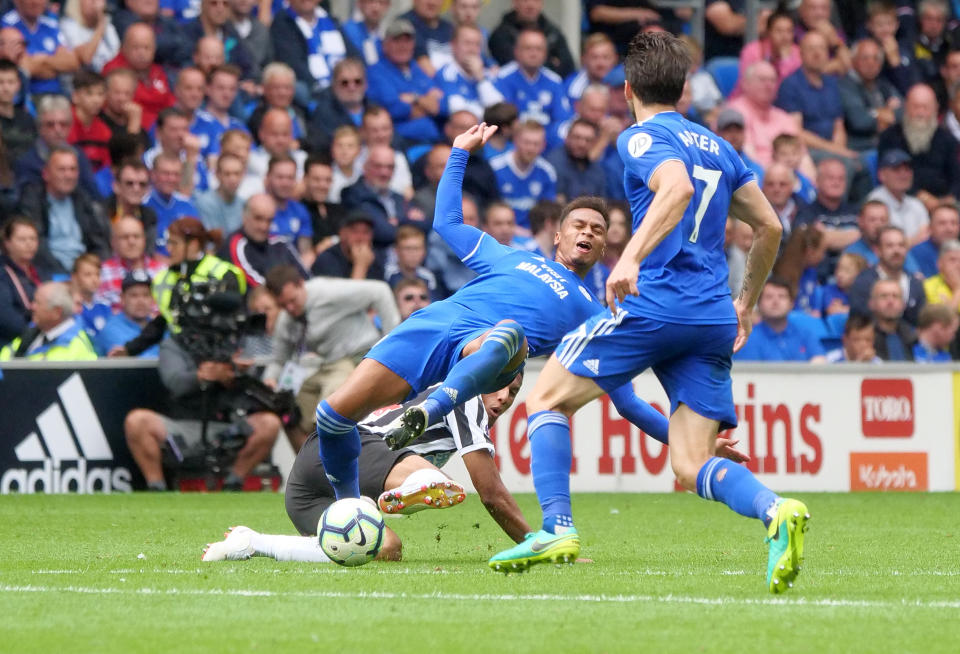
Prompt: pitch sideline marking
<box><xmin>4</xmin><ymin>584</ymin><xmax>960</xmax><ymax>610</ymax></box>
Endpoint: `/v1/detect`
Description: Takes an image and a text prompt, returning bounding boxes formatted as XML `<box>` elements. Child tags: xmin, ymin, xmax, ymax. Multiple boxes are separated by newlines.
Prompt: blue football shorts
<box><xmin>555</xmin><ymin>310</ymin><xmax>739</xmax><ymax>430</ymax></box>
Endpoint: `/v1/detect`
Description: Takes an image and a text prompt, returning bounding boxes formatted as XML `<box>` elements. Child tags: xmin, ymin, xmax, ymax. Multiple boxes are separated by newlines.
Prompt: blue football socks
<box><xmin>607</xmin><ymin>383</ymin><xmax>669</xmax><ymax>444</ymax></box>
<box><xmin>315</xmin><ymin>400</ymin><xmax>362</xmax><ymax>499</ymax></box>
<box><xmin>696</xmin><ymin>456</ymin><xmax>779</xmax><ymax>524</ymax></box>
<box><xmin>528</xmin><ymin>410</ymin><xmax>575</xmax><ymax>534</ymax></box>
<box><xmin>421</xmin><ymin>320</ymin><xmax>525</xmax><ymax>425</ymax></box>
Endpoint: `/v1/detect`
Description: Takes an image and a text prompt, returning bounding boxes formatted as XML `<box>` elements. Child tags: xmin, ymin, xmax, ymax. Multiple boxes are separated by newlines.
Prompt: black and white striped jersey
<box><xmin>357</xmin><ymin>386</ymin><xmax>493</xmax><ymax>468</ymax></box>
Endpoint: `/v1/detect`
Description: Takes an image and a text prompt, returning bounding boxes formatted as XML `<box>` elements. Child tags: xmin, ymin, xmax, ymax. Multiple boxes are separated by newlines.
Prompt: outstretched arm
<box><xmin>461</xmin><ymin>450</ymin><xmax>531</xmax><ymax>542</ymax></box>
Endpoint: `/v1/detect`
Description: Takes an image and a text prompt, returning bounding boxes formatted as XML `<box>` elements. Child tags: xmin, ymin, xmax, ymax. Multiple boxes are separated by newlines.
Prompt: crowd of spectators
<box><xmin>0</xmin><ymin>0</ymin><xmax>959</xmax><ymax>368</ymax></box>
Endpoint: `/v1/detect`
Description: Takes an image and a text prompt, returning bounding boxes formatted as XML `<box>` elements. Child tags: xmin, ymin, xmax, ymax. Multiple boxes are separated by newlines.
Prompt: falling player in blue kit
<box><xmin>313</xmin><ymin>122</ymin><xmax>672</xmax><ymax>506</ymax></box>
<box><xmin>490</xmin><ymin>32</ymin><xmax>811</xmax><ymax>594</ymax></box>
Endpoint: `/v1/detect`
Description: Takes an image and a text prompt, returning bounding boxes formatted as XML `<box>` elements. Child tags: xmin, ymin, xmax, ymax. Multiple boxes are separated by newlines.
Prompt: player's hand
<box><xmin>605</xmin><ymin>258</ymin><xmax>640</xmax><ymax>313</ymax></box>
<box><xmin>107</xmin><ymin>345</ymin><xmax>128</xmax><ymax>358</ymax></box>
<box><xmin>732</xmin><ymin>297</ymin><xmax>753</xmax><ymax>353</ymax></box>
<box><xmin>715</xmin><ymin>437</ymin><xmax>750</xmax><ymax>464</ymax></box>
<box><xmin>451</xmin><ymin>122</ymin><xmax>498</xmax><ymax>153</ymax></box>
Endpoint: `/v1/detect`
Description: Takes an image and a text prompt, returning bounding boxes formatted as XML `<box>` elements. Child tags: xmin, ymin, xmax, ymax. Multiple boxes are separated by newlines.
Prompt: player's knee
<box><xmin>670</xmin><ymin>458</ymin><xmax>700</xmax><ymax>491</ymax></box>
<box><xmin>490</xmin><ymin>319</ymin><xmax>526</xmax><ymax>357</ymax></box>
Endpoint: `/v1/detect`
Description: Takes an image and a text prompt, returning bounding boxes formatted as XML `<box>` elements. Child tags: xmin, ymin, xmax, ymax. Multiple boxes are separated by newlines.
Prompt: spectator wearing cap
<box><xmin>94</xmin><ymin>271</ymin><xmax>158</xmax><ymax>357</ymax></box>
<box><xmin>343</xmin><ymin>0</ymin><xmax>389</xmax><ymax>66</ymax></box>
<box><xmin>868</xmin><ymin>277</ymin><xmax>916</xmax><ymax>361</ymax></box>
<box><xmin>849</xmin><ymin>225</ymin><xmax>927</xmax><ymax>326</ymax></box>
<box><xmin>866</xmin><ymin>149</ymin><xmax>930</xmax><ymax>243</ymax></box>
<box><xmin>96</xmin><ymin>216</ymin><xmax>166</xmax><ymax>312</ymax></box>
<box><xmin>366</xmin><ymin>18</ymin><xmax>444</xmax><ymax>144</ymax></box>
<box><xmin>494</xmin><ymin>27</ymin><xmax>572</xmax><ymax>149</ymax></box>
<box><xmin>911</xmin><ymin>203</ymin><xmax>960</xmax><ymax>278</ymax></box>
<box><xmin>489</xmin><ymin>0</ymin><xmax>575</xmax><ymax>78</ymax></box>
<box><xmin>310</xmin><ymin>211</ymin><xmax>385</xmax><ymax>280</ymax></box>
<box><xmin>912</xmin><ymin>303</ymin><xmax>957</xmax><ymax>362</ymax></box>
<box><xmin>340</xmin><ymin>144</ymin><xmax>405</xmax><ymax>248</ymax></box>
<box><xmin>102</xmin><ymin>23</ymin><xmax>176</xmax><ymax>130</ymax></box>
<box><xmin>305</xmin><ymin>58</ymin><xmax>372</xmax><ymax>153</ymax></box>
<box><xmin>434</xmin><ymin>23</ymin><xmax>503</xmax><ymax>120</ymax></box>
<box><xmin>218</xmin><ymin>194</ymin><xmax>308</xmax><ymax>290</ymax></box>
<box><xmin>400</xmin><ymin>0</ymin><xmax>455</xmax><ymax>76</ymax></box>
<box><xmin>878</xmin><ymin>84</ymin><xmax>960</xmax><ymax>212</ymax></box>
<box><xmin>18</xmin><ymin>147</ymin><xmax>110</xmax><ymax>275</ymax></box>
<box><xmin>734</xmin><ymin>277</ymin><xmax>827</xmax><ymax>362</ymax></box>
<box><xmin>726</xmin><ymin>61</ymin><xmax>810</xmax><ymax>170</ymax></box>
<box><xmin>546</xmin><ymin>118</ymin><xmax>606</xmax><ymax>204</ymax></box>
<box><xmin>714</xmin><ymin>108</ymin><xmax>764</xmax><ymax>183</ymax></box>
<box><xmin>270</xmin><ymin>0</ymin><xmax>358</xmax><ymax>98</ymax></box>
<box><xmin>0</xmin><ymin>281</ymin><xmax>97</xmax><ymax>361</ymax></box>
<box><xmin>839</xmin><ymin>38</ymin><xmax>903</xmax><ymax>153</ymax></box>
<box><xmin>924</xmin><ymin>239</ymin><xmax>960</xmax><ymax>315</ymax></box>
<box><xmin>1</xmin><ymin>0</ymin><xmax>79</xmax><ymax>97</ymax></box>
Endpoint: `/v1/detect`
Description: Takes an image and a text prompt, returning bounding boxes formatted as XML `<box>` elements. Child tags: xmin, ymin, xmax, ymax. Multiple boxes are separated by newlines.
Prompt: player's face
<box><xmin>554</xmin><ymin>208</ymin><xmax>607</xmax><ymax>271</ymax></box>
<box><xmin>481</xmin><ymin>374</ymin><xmax>523</xmax><ymax>424</ymax></box>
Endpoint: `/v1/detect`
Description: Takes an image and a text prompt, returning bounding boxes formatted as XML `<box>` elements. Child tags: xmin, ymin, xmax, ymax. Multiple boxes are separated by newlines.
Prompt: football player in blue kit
<box><xmin>313</xmin><ymin>122</ymin><xmax>672</xmax><ymax>507</ymax></box>
<box><xmin>489</xmin><ymin>32</ymin><xmax>811</xmax><ymax>594</ymax></box>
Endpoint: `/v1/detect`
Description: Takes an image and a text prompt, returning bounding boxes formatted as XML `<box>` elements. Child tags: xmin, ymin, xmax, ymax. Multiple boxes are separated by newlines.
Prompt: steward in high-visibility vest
<box><xmin>0</xmin><ymin>282</ymin><xmax>98</xmax><ymax>361</ymax></box>
<box><xmin>119</xmin><ymin>218</ymin><xmax>245</xmax><ymax>357</ymax></box>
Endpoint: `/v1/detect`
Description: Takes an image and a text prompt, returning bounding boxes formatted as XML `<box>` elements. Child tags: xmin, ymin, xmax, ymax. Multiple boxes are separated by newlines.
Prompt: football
<box><xmin>317</xmin><ymin>498</ymin><xmax>385</xmax><ymax>566</ymax></box>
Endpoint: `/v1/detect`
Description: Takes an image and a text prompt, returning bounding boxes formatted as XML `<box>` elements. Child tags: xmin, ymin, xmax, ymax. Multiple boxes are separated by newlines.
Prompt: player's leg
<box><xmin>384</xmin><ymin>320</ymin><xmax>528</xmax><ymax>449</ymax></box>
<box><xmin>123</xmin><ymin>409</ymin><xmax>169</xmax><ymax>491</ymax></box>
<box><xmin>314</xmin><ymin>358</ymin><xmax>413</xmax><ymax>500</ymax></box>
<box><xmin>658</xmin><ymin>326</ymin><xmax>810</xmax><ymax>593</ymax></box>
<box><xmin>378</xmin><ymin>454</ymin><xmax>467</xmax><ymax>515</ymax></box>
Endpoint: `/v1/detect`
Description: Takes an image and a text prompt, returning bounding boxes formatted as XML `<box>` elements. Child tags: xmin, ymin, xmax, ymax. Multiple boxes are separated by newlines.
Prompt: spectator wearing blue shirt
<box><xmin>563</xmin><ymin>33</ymin><xmax>620</xmax><ymax>105</ymax></box>
<box><xmin>265</xmin><ymin>155</ymin><xmax>313</xmax><ymax>262</ymax></box>
<box><xmin>911</xmin><ymin>203</ymin><xmax>960</xmax><ymax>278</ymax></box>
<box><xmin>867</xmin><ymin>277</ymin><xmax>917</xmax><ymax>361</ymax></box>
<box><xmin>95</xmin><ymin>272</ymin><xmax>159</xmax><ymax>357</ymax></box>
<box><xmin>434</xmin><ymin>23</ymin><xmax>504</xmax><ymax>120</ymax></box>
<box><xmin>2</xmin><ymin>0</ymin><xmax>79</xmax><ymax>96</ymax></box>
<box><xmin>848</xmin><ymin>226</ymin><xmax>927</xmax><ymax>327</ymax></box>
<box><xmin>546</xmin><ymin>118</ymin><xmax>606</xmax><ymax>204</ymax></box>
<box><xmin>71</xmin><ymin>253</ymin><xmax>112</xmax><ymax>339</ymax></box>
<box><xmin>776</xmin><ymin>32</ymin><xmax>858</xmax><ymax>164</ymax></box>
<box><xmin>825</xmin><ymin>313</ymin><xmax>882</xmax><ymax>363</ymax></box>
<box><xmin>269</xmin><ymin>0</ymin><xmax>356</xmax><ymax>98</ymax></box>
<box><xmin>488</xmin><ymin>0</ymin><xmax>575</xmax><ymax>78</ymax></box>
<box><xmin>912</xmin><ymin>304</ymin><xmax>957</xmax><ymax>362</ymax></box>
<box><xmin>490</xmin><ymin>120</ymin><xmax>556</xmax><ymax>231</ymax></box>
<box><xmin>386</xmin><ymin>224</ymin><xmax>447</xmax><ymax>301</ymax></box>
<box><xmin>481</xmin><ymin>101</ymin><xmax>517</xmax><ymax>161</ymax></box>
<box><xmin>843</xmin><ymin>199</ymin><xmax>890</xmax><ymax>267</ymax></box>
<box><xmin>143</xmin><ymin>108</ymin><xmax>211</xmax><ymax>196</ymax></box>
<box><xmin>193</xmin><ymin>65</ymin><xmax>248</xmax><ymax>164</ymax></box>
<box><xmin>366</xmin><ymin>18</ymin><xmax>444</xmax><ymax>144</ymax></box>
<box><xmin>401</xmin><ymin>0</ymin><xmax>455</xmax><ymax>76</ymax></box>
<box><xmin>145</xmin><ymin>153</ymin><xmax>201</xmax><ymax>255</ymax></box>
<box><xmin>735</xmin><ymin>278</ymin><xmax>828</xmax><ymax>362</ymax></box>
<box><xmin>343</xmin><ymin>0</ymin><xmax>389</xmax><ymax>66</ymax></box>
<box><xmin>494</xmin><ymin>28</ymin><xmax>572</xmax><ymax>149</ymax></box>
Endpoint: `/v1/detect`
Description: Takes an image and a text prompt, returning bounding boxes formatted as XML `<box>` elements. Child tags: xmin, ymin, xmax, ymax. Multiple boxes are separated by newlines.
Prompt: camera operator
<box><xmin>110</xmin><ymin>217</ymin><xmax>246</xmax><ymax>357</ymax></box>
<box><xmin>124</xmin><ymin>321</ymin><xmax>282</xmax><ymax>492</ymax></box>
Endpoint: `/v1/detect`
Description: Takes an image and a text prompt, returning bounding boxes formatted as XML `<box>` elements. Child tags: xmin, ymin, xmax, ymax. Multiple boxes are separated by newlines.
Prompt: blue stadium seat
<box><xmin>705</xmin><ymin>57</ymin><xmax>740</xmax><ymax>98</ymax></box>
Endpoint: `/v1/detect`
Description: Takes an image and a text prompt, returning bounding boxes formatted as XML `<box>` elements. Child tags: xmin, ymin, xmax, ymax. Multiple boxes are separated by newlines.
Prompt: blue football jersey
<box><xmin>617</xmin><ymin>111</ymin><xmax>755</xmax><ymax>325</ymax></box>
<box><xmin>490</xmin><ymin>151</ymin><xmax>557</xmax><ymax>229</ymax></box>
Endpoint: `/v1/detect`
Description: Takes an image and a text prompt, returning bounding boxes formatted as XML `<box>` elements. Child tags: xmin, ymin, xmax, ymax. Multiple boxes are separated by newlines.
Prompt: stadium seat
<box><xmin>705</xmin><ymin>57</ymin><xmax>740</xmax><ymax>98</ymax></box>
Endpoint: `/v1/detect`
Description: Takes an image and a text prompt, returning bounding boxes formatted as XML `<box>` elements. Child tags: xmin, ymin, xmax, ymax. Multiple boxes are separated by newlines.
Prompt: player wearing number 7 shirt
<box><xmin>490</xmin><ymin>31</ymin><xmax>811</xmax><ymax>594</ymax></box>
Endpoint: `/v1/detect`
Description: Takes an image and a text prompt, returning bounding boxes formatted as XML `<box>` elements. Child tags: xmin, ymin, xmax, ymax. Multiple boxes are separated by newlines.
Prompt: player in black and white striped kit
<box><xmin>202</xmin><ymin>374</ymin><xmax>530</xmax><ymax>563</ymax></box>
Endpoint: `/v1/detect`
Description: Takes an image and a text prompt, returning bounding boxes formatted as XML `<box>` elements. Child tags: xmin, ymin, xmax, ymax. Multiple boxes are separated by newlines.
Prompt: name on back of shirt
<box><xmin>677</xmin><ymin>130</ymin><xmax>720</xmax><ymax>155</ymax></box>
<box><xmin>516</xmin><ymin>260</ymin><xmax>568</xmax><ymax>299</ymax></box>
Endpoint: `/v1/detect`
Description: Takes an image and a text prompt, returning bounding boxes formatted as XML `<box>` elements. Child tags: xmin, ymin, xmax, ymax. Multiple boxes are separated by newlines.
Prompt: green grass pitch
<box><xmin>1</xmin><ymin>492</ymin><xmax>958</xmax><ymax>653</ymax></box>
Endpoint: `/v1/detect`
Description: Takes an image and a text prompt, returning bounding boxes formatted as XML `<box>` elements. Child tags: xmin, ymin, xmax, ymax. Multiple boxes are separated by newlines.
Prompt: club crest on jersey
<box><xmin>530</xmin><ymin>181</ymin><xmax>542</xmax><ymax>196</ymax></box>
<box><xmin>628</xmin><ymin>133</ymin><xmax>652</xmax><ymax>158</ymax></box>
